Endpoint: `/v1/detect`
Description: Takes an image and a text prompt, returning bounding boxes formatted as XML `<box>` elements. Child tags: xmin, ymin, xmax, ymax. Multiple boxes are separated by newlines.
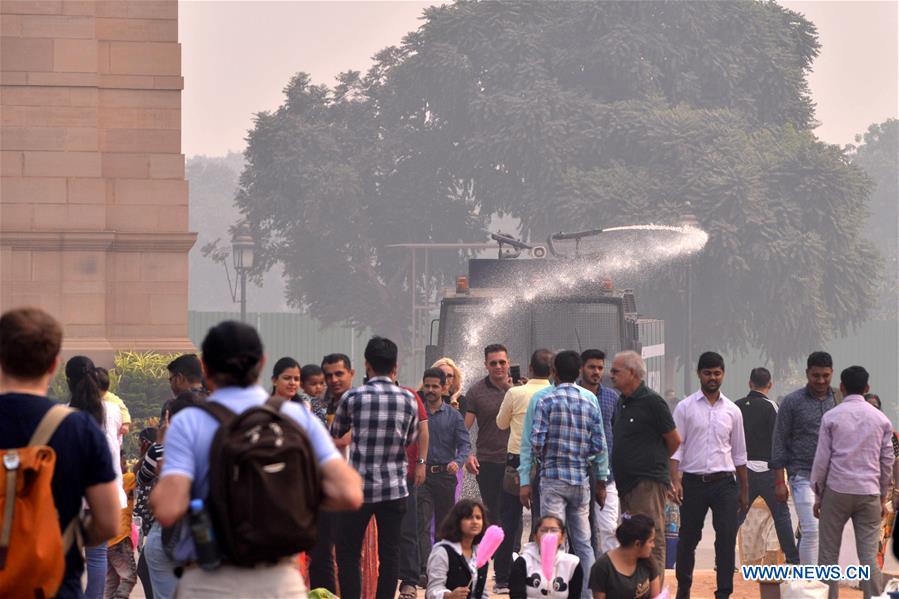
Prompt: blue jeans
<box><xmin>144</xmin><ymin>522</ymin><xmax>179</xmax><ymax>599</ymax></box>
<box><xmin>539</xmin><ymin>478</ymin><xmax>594</xmax><ymax>599</ymax></box>
<box><xmin>790</xmin><ymin>474</ymin><xmax>818</xmax><ymax>565</ymax></box>
<box><xmin>84</xmin><ymin>544</ymin><xmax>108</xmax><ymax>599</ymax></box>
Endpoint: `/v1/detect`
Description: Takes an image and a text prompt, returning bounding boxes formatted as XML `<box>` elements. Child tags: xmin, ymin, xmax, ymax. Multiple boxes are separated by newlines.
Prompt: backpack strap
<box><xmin>1</xmin><ymin>406</ymin><xmax>74</xmax><ymax>567</ymax></box>
<box><xmin>60</xmin><ymin>518</ymin><xmax>82</xmax><ymax>554</ymax></box>
<box><xmin>265</xmin><ymin>395</ymin><xmax>288</xmax><ymax>413</ymax></box>
<box><xmin>1</xmin><ymin>453</ymin><xmax>17</xmax><ymax>567</ymax></box>
<box><xmin>29</xmin><ymin>405</ymin><xmax>74</xmax><ymax>447</ymax></box>
<box><xmin>196</xmin><ymin>401</ymin><xmax>237</xmax><ymax>425</ymax></box>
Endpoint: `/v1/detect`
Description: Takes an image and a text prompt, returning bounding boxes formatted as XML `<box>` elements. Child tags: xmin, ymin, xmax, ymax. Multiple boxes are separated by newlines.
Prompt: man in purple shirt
<box><xmin>811</xmin><ymin>366</ymin><xmax>893</xmax><ymax>599</ymax></box>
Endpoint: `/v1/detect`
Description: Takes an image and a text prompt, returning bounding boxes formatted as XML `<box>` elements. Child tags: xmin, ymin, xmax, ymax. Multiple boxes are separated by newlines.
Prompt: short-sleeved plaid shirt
<box><xmin>330</xmin><ymin>376</ymin><xmax>420</xmax><ymax>503</ymax></box>
<box><xmin>532</xmin><ymin>383</ymin><xmax>606</xmax><ymax>485</ymax></box>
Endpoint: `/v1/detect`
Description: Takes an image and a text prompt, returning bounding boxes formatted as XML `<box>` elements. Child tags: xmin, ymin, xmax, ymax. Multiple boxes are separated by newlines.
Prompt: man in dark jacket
<box><xmin>735</xmin><ymin>368</ymin><xmax>799</xmax><ymax>564</ymax></box>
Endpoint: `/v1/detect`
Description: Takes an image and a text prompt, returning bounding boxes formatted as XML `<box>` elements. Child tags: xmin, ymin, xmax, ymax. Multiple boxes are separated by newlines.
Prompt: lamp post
<box><xmin>231</xmin><ymin>227</ymin><xmax>254</xmax><ymax>323</ymax></box>
<box><xmin>681</xmin><ymin>211</ymin><xmax>699</xmax><ymax>395</ymax></box>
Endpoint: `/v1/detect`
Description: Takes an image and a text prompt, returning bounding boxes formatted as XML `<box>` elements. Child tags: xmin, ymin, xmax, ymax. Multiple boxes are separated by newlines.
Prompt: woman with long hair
<box><xmin>426</xmin><ymin>499</ymin><xmax>490</xmax><ymax>599</ymax></box>
<box><xmin>65</xmin><ymin>356</ymin><xmax>125</xmax><ymax>599</ymax></box>
<box><xmin>589</xmin><ymin>514</ymin><xmax>660</xmax><ymax>599</ymax></box>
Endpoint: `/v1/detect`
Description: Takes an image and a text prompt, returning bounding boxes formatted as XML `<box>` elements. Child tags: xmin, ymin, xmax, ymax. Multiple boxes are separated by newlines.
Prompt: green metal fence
<box><xmin>188</xmin><ymin>311</ymin><xmax>372</xmax><ymax>386</ymax></box>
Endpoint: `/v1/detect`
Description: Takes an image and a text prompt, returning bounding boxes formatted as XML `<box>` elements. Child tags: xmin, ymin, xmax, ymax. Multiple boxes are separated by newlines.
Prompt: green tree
<box><xmin>847</xmin><ymin>119</ymin><xmax>897</xmax><ymax>318</ymax></box>
<box><xmin>237</xmin><ymin>0</ymin><xmax>880</xmax><ymax>372</ymax></box>
<box><xmin>236</xmin><ymin>70</ymin><xmax>486</xmax><ymax>345</ymax></box>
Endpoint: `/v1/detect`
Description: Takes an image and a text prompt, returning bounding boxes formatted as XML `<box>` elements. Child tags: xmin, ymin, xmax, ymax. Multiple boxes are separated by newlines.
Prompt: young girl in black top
<box><xmin>426</xmin><ymin>499</ymin><xmax>490</xmax><ymax>599</ymax></box>
<box><xmin>509</xmin><ymin>514</ymin><xmax>583</xmax><ymax>598</ymax></box>
<box><xmin>589</xmin><ymin>514</ymin><xmax>660</xmax><ymax>599</ymax></box>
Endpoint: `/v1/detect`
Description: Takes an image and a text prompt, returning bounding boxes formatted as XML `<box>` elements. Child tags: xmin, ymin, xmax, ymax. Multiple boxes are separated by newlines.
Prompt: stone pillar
<box><xmin>1</xmin><ymin>0</ymin><xmax>196</xmax><ymax>365</ymax></box>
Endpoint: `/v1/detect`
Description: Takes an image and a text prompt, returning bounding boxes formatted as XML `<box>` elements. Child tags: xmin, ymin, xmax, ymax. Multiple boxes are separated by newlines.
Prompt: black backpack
<box><xmin>199</xmin><ymin>396</ymin><xmax>323</xmax><ymax>567</ymax></box>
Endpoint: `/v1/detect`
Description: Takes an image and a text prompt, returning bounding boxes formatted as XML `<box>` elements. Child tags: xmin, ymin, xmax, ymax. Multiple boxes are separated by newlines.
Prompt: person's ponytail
<box><xmin>65</xmin><ymin>356</ymin><xmax>104</xmax><ymax>428</ymax></box>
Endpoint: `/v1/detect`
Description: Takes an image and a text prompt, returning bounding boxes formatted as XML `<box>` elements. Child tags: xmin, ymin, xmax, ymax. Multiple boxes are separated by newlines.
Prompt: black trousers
<box><xmin>399</xmin><ymin>480</ymin><xmax>420</xmax><ymax>587</ymax></box>
<box><xmin>494</xmin><ymin>454</ymin><xmax>522</xmax><ymax>585</ymax></box>
<box><xmin>418</xmin><ymin>470</ymin><xmax>458</xmax><ymax>573</ymax></box>
<box><xmin>477</xmin><ymin>461</ymin><xmax>505</xmax><ymax>524</ymax></box>
<box><xmin>308</xmin><ymin>510</ymin><xmax>337</xmax><ymax>592</ymax></box>
<box><xmin>335</xmin><ymin>497</ymin><xmax>406</xmax><ymax>599</ymax></box>
<box><xmin>676</xmin><ymin>474</ymin><xmax>738</xmax><ymax>599</ymax></box>
<box><xmin>136</xmin><ymin>549</ymin><xmax>152</xmax><ymax>599</ymax></box>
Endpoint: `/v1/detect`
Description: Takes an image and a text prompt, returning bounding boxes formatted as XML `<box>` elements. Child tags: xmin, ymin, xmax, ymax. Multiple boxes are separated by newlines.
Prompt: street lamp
<box><xmin>231</xmin><ymin>226</ymin><xmax>255</xmax><ymax>322</ymax></box>
<box><xmin>681</xmin><ymin>211</ymin><xmax>699</xmax><ymax>395</ymax></box>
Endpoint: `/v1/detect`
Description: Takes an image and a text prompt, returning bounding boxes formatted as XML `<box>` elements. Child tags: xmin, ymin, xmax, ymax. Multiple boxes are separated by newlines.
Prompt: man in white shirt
<box><xmin>670</xmin><ymin>352</ymin><xmax>748</xmax><ymax>599</ymax></box>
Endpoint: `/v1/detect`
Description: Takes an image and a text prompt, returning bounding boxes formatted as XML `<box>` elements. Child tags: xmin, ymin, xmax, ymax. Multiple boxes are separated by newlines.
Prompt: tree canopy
<box><xmin>236</xmin><ymin>0</ymin><xmax>880</xmax><ymax>371</ymax></box>
<box><xmin>848</xmin><ymin>118</ymin><xmax>897</xmax><ymax>318</ymax></box>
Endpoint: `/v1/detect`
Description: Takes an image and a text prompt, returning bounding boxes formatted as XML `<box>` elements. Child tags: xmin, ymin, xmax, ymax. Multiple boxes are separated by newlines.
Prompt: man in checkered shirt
<box><xmin>532</xmin><ymin>350</ymin><xmax>608</xmax><ymax>599</ymax></box>
<box><xmin>330</xmin><ymin>336</ymin><xmax>420</xmax><ymax>599</ymax></box>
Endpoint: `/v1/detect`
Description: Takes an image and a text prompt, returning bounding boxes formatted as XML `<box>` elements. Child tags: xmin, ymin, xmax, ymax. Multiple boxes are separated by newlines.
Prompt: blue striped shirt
<box><xmin>532</xmin><ymin>383</ymin><xmax>608</xmax><ymax>485</ymax></box>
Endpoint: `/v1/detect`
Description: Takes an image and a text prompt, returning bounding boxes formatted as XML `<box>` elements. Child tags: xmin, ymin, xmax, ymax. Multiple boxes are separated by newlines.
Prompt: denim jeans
<box><xmin>84</xmin><ymin>544</ymin><xmax>108</xmax><ymax>599</ymax></box>
<box><xmin>335</xmin><ymin>498</ymin><xmax>407</xmax><ymax>599</ymax></box>
<box><xmin>308</xmin><ymin>510</ymin><xmax>337</xmax><ymax>592</ymax></box>
<box><xmin>539</xmin><ymin>478</ymin><xmax>594</xmax><ymax>599</ymax></box>
<box><xmin>144</xmin><ymin>522</ymin><xmax>179</xmax><ymax>599</ymax></box>
<box><xmin>790</xmin><ymin>474</ymin><xmax>818</xmax><ymax>565</ymax></box>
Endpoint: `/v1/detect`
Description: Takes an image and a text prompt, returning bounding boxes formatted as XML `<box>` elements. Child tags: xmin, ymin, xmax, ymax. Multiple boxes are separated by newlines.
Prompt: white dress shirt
<box><xmin>672</xmin><ymin>390</ymin><xmax>748</xmax><ymax>474</ymax></box>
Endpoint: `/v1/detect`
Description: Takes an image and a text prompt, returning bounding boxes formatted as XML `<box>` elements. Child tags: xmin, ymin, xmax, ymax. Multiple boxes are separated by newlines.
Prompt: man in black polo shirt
<box><xmin>610</xmin><ymin>350</ymin><xmax>680</xmax><ymax>583</ymax></box>
<box><xmin>736</xmin><ymin>367</ymin><xmax>799</xmax><ymax>564</ymax></box>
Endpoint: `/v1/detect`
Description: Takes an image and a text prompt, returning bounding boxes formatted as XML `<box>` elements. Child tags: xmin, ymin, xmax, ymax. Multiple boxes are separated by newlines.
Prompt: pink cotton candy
<box><xmin>540</xmin><ymin>533</ymin><xmax>559</xmax><ymax>582</ymax></box>
<box><xmin>476</xmin><ymin>525</ymin><xmax>505</xmax><ymax>568</ymax></box>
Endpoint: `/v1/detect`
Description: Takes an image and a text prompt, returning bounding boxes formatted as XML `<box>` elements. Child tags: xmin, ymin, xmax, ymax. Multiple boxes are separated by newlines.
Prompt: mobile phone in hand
<box><xmin>510</xmin><ymin>364</ymin><xmax>521</xmax><ymax>384</ymax></box>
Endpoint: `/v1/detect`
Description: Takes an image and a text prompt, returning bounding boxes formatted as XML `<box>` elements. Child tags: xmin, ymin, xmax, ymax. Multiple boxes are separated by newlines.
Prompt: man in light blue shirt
<box><xmin>518</xmin><ymin>360</ymin><xmax>609</xmax><ymax>531</ymax></box>
<box><xmin>152</xmin><ymin>321</ymin><xmax>362</xmax><ymax>595</ymax></box>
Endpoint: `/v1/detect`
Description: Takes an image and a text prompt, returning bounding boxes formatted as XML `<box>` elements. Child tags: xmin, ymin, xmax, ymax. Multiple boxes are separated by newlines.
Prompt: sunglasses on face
<box><xmin>488</xmin><ymin>360</ymin><xmax>507</xmax><ymax>367</ymax></box>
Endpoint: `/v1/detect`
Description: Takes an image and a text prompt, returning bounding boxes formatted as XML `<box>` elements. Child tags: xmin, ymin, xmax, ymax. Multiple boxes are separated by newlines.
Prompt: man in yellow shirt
<box><xmin>493</xmin><ymin>349</ymin><xmax>553</xmax><ymax>593</ymax></box>
<box><xmin>106</xmin><ymin>454</ymin><xmax>137</xmax><ymax>598</ymax></box>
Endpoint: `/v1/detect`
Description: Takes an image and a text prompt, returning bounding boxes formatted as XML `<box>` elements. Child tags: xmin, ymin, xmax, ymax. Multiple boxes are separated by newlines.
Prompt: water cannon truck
<box><xmin>425</xmin><ymin>231</ymin><xmax>666</xmax><ymax>392</ymax></box>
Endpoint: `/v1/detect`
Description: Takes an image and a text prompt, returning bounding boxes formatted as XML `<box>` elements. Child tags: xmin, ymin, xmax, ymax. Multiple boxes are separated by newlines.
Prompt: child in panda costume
<box><xmin>509</xmin><ymin>515</ymin><xmax>583</xmax><ymax>598</ymax></box>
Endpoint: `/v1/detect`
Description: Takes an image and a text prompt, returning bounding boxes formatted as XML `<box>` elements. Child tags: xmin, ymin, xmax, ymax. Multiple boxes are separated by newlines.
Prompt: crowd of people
<box><xmin>0</xmin><ymin>306</ymin><xmax>896</xmax><ymax>599</ymax></box>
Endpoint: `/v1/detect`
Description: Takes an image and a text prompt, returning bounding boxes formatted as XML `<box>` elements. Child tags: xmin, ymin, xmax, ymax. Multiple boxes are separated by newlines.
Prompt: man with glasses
<box><xmin>464</xmin><ymin>343</ymin><xmax>512</xmax><ymax>588</ymax></box>
<box><xmin>161</xmin><ymin>354</ymin><xmax>205</xmax><ymax>420</ymax></box>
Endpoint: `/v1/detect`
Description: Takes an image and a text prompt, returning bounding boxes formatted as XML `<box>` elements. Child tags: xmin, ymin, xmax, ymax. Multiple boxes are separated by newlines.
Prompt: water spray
<box><xmin>456</xmin><ymin>224</ymin><xmax>709</xmax><ymax>377</ymax></box>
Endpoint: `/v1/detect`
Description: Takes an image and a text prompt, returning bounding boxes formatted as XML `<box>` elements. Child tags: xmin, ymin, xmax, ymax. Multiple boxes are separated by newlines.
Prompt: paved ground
<box><xmin>128</xmin><ymin>510</ymin><xmax>897</xmax><ymax>597</ymax></box>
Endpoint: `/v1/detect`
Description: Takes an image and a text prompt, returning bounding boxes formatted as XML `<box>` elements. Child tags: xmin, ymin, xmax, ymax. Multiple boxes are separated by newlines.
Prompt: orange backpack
<box><xmin>0</xmin><ymin>405</ymin><xmax>77</xmax><ymax>598</ymax></box>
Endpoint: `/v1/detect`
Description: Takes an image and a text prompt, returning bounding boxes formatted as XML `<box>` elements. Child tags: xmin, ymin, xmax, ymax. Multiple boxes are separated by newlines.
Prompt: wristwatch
<box><xmin>416</xmin><ymin>458</ymin><xmax>425</xmax><ymax>464</ymax></box>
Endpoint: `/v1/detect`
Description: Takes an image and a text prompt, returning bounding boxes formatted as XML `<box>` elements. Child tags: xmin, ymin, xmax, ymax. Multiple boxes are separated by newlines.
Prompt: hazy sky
<box><xmin>180</xmin><ymin>1</ymin><xmax>898</xmax><ymax>157</ymax></box>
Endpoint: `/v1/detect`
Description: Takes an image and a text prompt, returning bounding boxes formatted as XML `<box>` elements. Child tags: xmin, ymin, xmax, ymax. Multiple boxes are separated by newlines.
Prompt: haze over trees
<box><xmin>233</xmin><ymin>1</ymin><xmax>882</xmax><ymax>372</ymax></box>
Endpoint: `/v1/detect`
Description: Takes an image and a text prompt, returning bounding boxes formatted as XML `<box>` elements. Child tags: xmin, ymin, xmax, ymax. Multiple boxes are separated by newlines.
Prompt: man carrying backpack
<box><xmin>151</xmin><ymin>320</ymin><xmax>362</xmax><ymax>595</ymax></box>
<box><xmin>331</xmin><ymin>336</ymin><xmax>421</xmax><ymax>599</ymax></box>
<box><xmin>0</xmin><ymin>307</ymin><xmax>121</xmax><ymax>598</ymax></box>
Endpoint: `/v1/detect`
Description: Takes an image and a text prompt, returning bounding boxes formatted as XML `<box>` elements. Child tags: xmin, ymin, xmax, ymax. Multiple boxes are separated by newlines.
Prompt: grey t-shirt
<box><xmin>465</xmin><ymin>376</ymin><xmax>510</xmax><ymax>464</ymax></box>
